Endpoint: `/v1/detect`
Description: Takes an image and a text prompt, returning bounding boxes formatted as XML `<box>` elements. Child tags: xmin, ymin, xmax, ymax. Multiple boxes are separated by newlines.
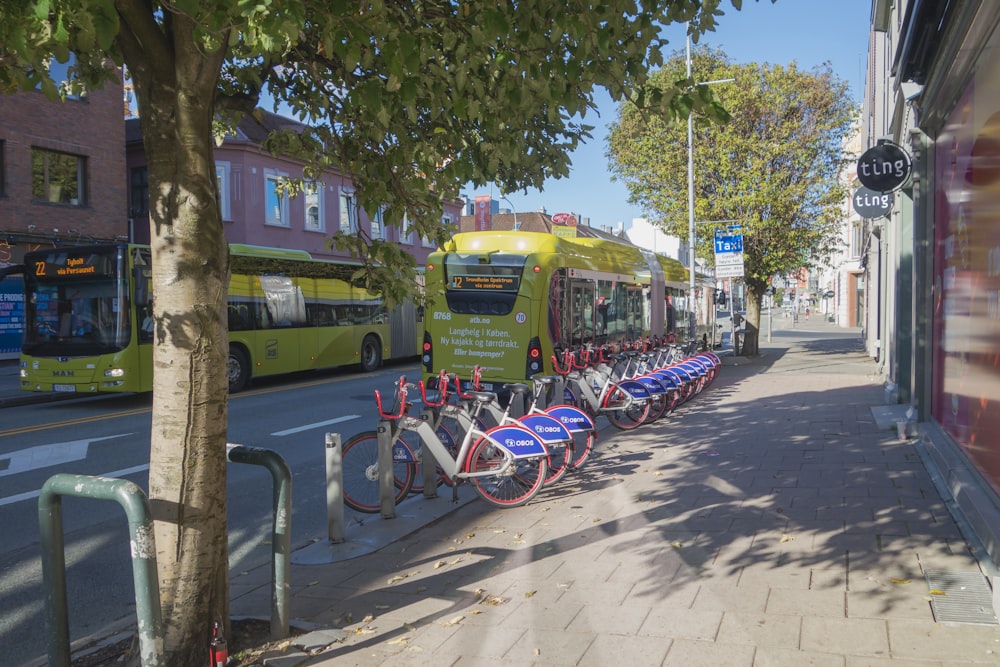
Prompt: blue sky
<box><xmin>465</xmin><ymin>0</ymin><xmax>873</xmax><ymax>229</ymax></box>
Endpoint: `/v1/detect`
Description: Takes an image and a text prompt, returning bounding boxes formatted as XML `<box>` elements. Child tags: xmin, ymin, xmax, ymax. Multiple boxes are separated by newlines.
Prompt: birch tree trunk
<box><xmin>125</xmin><ymin>12</ymin><xmax>231</xmax><ymax>664</ymax></box>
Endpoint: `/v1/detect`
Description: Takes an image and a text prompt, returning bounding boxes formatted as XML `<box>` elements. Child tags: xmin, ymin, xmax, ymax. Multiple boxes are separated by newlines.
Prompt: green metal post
<box><xmin>226</xmin><ymin>444</ymin><xmax>291</xmax><ymax>640</ymax></box>
<box><xmin>38</xmin><ymin>474</ymin><xmax>163</xmax><ymax>667</ymax></box>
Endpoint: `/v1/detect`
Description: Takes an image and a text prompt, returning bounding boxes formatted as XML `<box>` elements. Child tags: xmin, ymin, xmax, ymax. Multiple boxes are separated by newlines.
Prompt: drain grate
<box><xmin>924</xmin><ymin>570</ymin><xmax>999</xmax><ymax>625</ymax></box>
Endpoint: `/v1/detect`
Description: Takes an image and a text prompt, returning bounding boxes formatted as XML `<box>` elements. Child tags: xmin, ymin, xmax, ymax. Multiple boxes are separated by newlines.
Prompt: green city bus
<box><xmin>19</xmin><ymin>243</ymin><xmax>418</xmax><ymax>394</ymax></box>
<box><xmin>421</xmin><ymin>230</ymin><xmax>714</xmax><ymax>393</ymax></box>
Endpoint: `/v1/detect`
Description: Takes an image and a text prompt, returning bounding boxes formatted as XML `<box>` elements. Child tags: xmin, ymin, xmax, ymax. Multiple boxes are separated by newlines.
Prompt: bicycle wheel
<box><xmin>543</xmin><ymin>440</ymin><xmax>573</xmax><ymax>485</ymax></box>
<box><xmin>567</xmin><ymin>429</ymin><xmax>595</xmax><ymax>469</ymax></box>
<box><xmin>603</xmin><ymin>384</ymin><xmax>650</xmax><ymax>430</ymax></box>
<box><xmin>466</xmin><ymin>437</ymin><xmax>548</xmax><ymax>507</ymax></box>
<box><xmin>645</xmin><ymin>386</ymin><xmax>670</xmax><ymax>422</ymax></box>
<box><xmin>340</xmin><ymin>431</ymin><xmax>415</xmax><ymax>513</ymax></box>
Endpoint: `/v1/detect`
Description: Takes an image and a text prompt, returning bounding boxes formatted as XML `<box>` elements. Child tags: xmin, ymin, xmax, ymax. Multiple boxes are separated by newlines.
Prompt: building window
<box><xmin>849</xmin><ymin>220</ymin><xmax>862</xmax><ymax>259</ymax></box>
<box><xmin>32</xmin><ymin>147</ymin><xmax>85</xmax><ymax>205</ymax></box>
<box><xmin>130</xmin><ymin>166</ymin><xmax>148</xmax><ymax>217</ymax></box>
<box><xmin>216</xmin><ymin>161</ymin><xmax>231</xmax><ymax>222</ymax></box>
<box><xmin>370</xmin><ymin>205</ymin><xmax>386</xmax><ymax>240</ymax></box>
<box><xmin>400</xmin><ymin>213</ymin><xmax>414</xmax><ymax>245</ymax></box>
<box><xmin>423</xmin><ymin>214</ymin><xmax>449</xmax><ymax>247</ymax></box>
<box><xmin>264</xmin><ymin>169</ymin><xmax>289</xmax><ymax>227</ymax></box>
<box><xmin>339</xmin><ymin>187</ymin><xmax>357</xmax><ymax>233</ymax></box>
<box><xmin>304</xmin><ymin>182</ymin><xmax>324</xmax><ymax>231</ymax></box>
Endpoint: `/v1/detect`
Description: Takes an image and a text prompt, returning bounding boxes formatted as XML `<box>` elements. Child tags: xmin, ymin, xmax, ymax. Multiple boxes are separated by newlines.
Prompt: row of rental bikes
<box><xmin>340</xmin><ymin>337</ymin><xmax>722</xmax><ymax>513</ymax></box>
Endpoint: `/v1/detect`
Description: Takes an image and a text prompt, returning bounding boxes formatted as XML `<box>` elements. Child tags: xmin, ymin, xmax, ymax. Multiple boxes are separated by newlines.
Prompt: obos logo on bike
<box><xmin>515</xmin><ymin>311</ymin><xmax>526</xmax><ymax>324</ymax></box>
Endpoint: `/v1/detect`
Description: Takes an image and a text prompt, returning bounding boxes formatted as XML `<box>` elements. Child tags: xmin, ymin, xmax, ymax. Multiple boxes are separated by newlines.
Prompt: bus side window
<box><xmin>138</xmin><ymin>303</ymin><xmax>154</xmax><ymax>342</ymax></box>
<box><xmin>253</xmin><ymin>300</ymin><xmax>272</xmax><ymax>329</ymax></box>
<box><xmin>548</xmin><ymin>271</ymin><xmax>572</xmax><ymax>349</ymax></box>
<box><xmin>228</xmin><ymin>302</ymin><xmax>252</xmax><ymax>331</ymax></box>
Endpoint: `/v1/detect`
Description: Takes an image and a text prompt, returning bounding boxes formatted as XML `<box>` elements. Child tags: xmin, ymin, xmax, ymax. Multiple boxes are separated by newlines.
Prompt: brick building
<box><xmin>126</xmin><ymin>109</ymin><xmax>461</xmax><ymax>265</ymax></box>
<box><xmin>0</xmin><ymin>73</ymin><xmax>126</xmax><ymax>264</ymax></box>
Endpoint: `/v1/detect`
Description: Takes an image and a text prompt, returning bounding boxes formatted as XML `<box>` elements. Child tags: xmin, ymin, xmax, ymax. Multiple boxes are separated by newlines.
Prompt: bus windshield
<box><xmin>23</xmin><ymin>247</ymin><xmax>131</xmax><ymax>356</ymax></box>
<box><xmin>444</xmin><ymin>252</ymin><xmax>526</xmax><ymax>315</ymax></box>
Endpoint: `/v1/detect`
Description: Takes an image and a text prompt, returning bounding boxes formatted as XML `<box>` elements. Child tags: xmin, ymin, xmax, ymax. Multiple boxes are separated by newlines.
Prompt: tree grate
<box><xmin>924</xmin><ymin>569</ymin><xmax>999</xmax><ymax>625</ymax></box>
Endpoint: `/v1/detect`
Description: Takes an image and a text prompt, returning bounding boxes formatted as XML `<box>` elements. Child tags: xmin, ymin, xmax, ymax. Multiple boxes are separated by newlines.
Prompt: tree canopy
<box><xmin>607</xmin><ymin>45</ymin><xmax>856</xmax><ymax>354</ymax></box>
<box><xmin>0</xmin><ymin>1</ymin><xmax>771</xmax><ymax>662</ymax></box>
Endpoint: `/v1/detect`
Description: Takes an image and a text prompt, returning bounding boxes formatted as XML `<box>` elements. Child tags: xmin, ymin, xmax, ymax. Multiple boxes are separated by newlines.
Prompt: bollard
<box><xmin>324</xmin><ymin>433</ymin><xmax>346</xmax><ymax>544</ymax></box>
<box><xmin>376</xmin><ymin>421</ymin><xmax>396</xmax><ymax>519</ymax></box>
<box><xmin>39</xmin><ymin>474</ymin><xmax>164</xmax><ymax>667</ymax></box>
<box><xmin>226</xmin><ymin>444</ymin><xmax>291</xmax><ymax>640</ymax></box>
<box><xmin>419</xmin><ymin>408</ymin><xmax>439</xmax><ymax>499</ymax></box>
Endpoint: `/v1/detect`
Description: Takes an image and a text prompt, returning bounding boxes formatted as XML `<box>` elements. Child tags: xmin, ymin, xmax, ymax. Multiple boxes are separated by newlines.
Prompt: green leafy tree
<box><xmin>608</xmin><ymin>45</ymin><xmax>855</xmax><ymax>355</ymax></box>
<box><xmin>0</xmin><ymin>1</ymin><xmax>760</xmax><ymax>662</ymax></box>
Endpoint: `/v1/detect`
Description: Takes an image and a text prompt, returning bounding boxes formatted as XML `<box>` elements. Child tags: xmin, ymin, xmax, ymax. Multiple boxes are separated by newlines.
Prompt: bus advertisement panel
<box><xmin>421</xmin><ymin>231</ymin><xmax>697</xmax><ymax>394</ymax></box>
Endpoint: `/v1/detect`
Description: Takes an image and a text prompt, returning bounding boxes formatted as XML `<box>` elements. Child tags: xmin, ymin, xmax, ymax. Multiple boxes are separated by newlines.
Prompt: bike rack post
<box><xmin>376</xmin><ymin>420</ymin><xmax>396</xmax><ymax>519</ymax></box>
<box><xmin>38</xmin><ymin>473</ymin><xmax>164</xmax><ymax>667</ymax></box>
<box><xmin>324</xmin><ymin>432</ymin><xmax>346</xmax><ymax>544</ymax></box>
<box><xmin>418</xmin><ymin>408</ymin><xmax>439</xmax><ymax>499</ymax></box>
<box><xmin>226</xmin><ymin>444</ymin><xmax>291</xmax><ymax>640</ymax></box>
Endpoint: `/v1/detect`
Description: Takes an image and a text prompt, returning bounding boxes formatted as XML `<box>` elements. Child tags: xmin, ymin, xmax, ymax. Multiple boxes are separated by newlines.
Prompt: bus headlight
<box><xmin>20</xmin><ymin>369</ymin><xmax>28</xmax><ymax>378</ymax></box>
<box><xmin>104</xmin><ymin>368</ymin><xmax>126</xmax><ymax>378</ymax></box>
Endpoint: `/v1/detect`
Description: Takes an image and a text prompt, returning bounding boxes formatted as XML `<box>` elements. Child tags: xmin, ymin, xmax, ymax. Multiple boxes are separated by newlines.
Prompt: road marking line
<box><xmin>0</xmin><ymin>434</ymin><xmax>135</xmax><ymax>477</ymax></box>
<box><xmin>271</xmin><ymin>415</ymin><xmax>360</xmax><ymax>437</ymax></box>
<box><xmin>0</xmin><ymin>463</ymin><xmax>150</xmax><ymax>508</ymax></box>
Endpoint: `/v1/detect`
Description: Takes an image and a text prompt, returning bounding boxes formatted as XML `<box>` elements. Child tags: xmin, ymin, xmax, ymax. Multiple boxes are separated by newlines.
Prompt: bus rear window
<box><xmin>443</xmin><ymin>253</ymin><xmax>526</xmax><ymax>315</ymax></box>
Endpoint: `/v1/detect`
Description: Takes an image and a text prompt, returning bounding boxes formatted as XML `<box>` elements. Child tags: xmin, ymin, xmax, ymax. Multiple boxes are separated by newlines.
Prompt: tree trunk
<box><xmin>128</xmin><ymin>24</ymin><xmax>231</xmax><ymax>665</ymax></box>
<box><xmin>742</xmin><ymin>290</ymin><xmax>763</xmax><ymax>356</ymax></box>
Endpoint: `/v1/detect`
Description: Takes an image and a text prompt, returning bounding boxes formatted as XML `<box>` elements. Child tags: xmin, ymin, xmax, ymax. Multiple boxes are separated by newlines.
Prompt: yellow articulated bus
<box><xmin>421</xmin><ymin>230</ymin><xmax>714</xmax><ymax>394</ymax></box>
<box><xmin>18</xmin><ymin>243</ymin><xmax>419</xmax><ymax>394</ymax></box>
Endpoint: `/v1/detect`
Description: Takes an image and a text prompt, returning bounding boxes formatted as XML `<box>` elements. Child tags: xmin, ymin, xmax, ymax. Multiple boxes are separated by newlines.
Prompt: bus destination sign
<box><xmin>33</xmin><ymin>252</ymin><xmax>112</xmax><ymax>279</ymax></box>
<box><xmin>450</xmin><ymin>274</ymin><xmax>519</xmax><ymax>291</ymax></box>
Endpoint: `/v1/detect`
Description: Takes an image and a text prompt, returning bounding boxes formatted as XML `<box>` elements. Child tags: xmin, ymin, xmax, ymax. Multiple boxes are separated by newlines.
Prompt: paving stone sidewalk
<box><xmin>231</xmin><ymin>321</ymin><xmax>1000</xmax><ymax>666</ymax></box>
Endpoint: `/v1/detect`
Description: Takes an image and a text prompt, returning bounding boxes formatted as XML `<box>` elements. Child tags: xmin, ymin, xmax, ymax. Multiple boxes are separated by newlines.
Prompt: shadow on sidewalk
<box><xmin>261</xmin><ymin>352</ymin><xmax>964</xmax><ymax>663</ymax></box>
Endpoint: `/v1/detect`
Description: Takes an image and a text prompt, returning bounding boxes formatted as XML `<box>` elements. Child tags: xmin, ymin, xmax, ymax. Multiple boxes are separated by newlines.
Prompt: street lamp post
<box><xmin>686</xmin><ymin>34</ymin><xmax>696</xmax><ymax>341</ymax></box>
<box><xmin>499</xmin><ymin>195</ymin><xmax>519</xmax><ymax>231</ymax></box>
<box><xmin>685</xmin><ymin>28</ymin><xmax>734</xmax><ymax>341</ymax></box>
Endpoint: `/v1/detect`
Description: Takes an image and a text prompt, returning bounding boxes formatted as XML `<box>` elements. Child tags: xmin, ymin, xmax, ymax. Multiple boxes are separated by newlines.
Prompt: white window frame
<box><xmin>400</xmin><ymin>214</ymin><xmax>414</xmax><ymax>245</ymax></box>
<box><xmin>424</xmin><ymin>214</ymin><xmax>449</xmax><ymax>247</ymax></box>
<box><xmin>215</xmin><ymin>161</ymin><xmax>231</xmax><ymax>222</ymax></box>
<box><xmin>264</xmin><ymin>169</ymin><xmax>290</xmax><ymax>227</ymax></box>
<box><xmin>339</xmin><ymin>187</ymin><xmax>357</xmax><ymax>233</ymax></box>
<box><xmin>304</xmin><ymin>181</ymin><xmax>325</xmax><ymax>232</ymax></box>
<box><xmin>370</xmin><ymin>205</ymin><xmax>386</xmax><ymax>240</ymax></box>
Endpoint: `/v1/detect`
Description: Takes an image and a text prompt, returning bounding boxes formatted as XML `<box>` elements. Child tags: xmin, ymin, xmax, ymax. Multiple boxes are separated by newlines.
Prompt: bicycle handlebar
<box><xmin>551</xmin><ymin>349</ymin><xmax>573</xmax><ymax>376</ymax></box>
<box><xmin>418</xmin><ymin>369</ymin><xmax>450</xmax><ymax>408</ymax></box>
<box><xmin>449</xmin><ymin>372</ymin><xmax>475</xmax><ymax>400</ymax></box>
<box><xmin>375</xmin><ymin>375</ymin><xmax>411</xmax><ymax>419</ymax></box>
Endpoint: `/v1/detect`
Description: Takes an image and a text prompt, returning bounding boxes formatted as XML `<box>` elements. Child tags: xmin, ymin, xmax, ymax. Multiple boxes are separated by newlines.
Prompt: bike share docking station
<box><xmin>293</xmin><ymin>416</ymin><xmax>478</xmax><ymax>567</ymax></box>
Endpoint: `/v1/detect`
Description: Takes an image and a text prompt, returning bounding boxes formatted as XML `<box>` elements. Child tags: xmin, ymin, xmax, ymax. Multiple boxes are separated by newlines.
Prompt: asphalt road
<box><xmin>0</xmin><ymin>360</ymin><xmax>419</xmax><ymax>667</ymax></box>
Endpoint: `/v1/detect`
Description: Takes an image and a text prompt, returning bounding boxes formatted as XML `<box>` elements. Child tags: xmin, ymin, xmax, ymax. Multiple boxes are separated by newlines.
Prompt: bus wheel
<box><xmin>359</xmin><ymin>335</ymin><xmax>382</xmax><ymax>373</ymax></box>
<box><xmin>228</xmin><ymin>347</ymin><xmax>250</xmax><ymax>392</ymax></box>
